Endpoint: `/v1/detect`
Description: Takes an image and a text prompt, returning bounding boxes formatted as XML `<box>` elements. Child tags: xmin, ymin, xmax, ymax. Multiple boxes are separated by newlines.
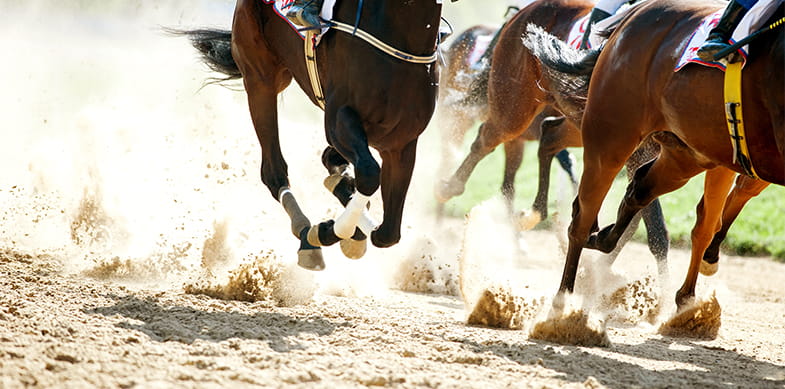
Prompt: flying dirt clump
<box><xmin>599</xmin><ymin>276</ymin><xmax>661</xmax><ymax>325</ymax></box>
<box><xmin>70</xmin><ymin>188</ymin><xmax>117</xmax><ymax>250</ymax></box>
<box><xmin>391</xmin><ymin>237</ymin><xmax>459</xmax><ymax>295</ymax></box>
<box><xmin>466</xmin><ymin>285</ymin><xmax>544</xmax><ymax>330</ymax></box>
<box><xmin>658</xmin><ymin>292</ymin><xmax>721</xmax><ymax>339</ymax></box>
<box><xmin>185</xmin><ymin>250</ymin><xmax>315</xmax><ymax>306</ymax></box>
<box><xmin>82</xmin><ymin>242</ymin><xmax>191</xmax><ymax>282</ymax></box>
<box><xmin>530</xmin><ymin>304</ymin><xmax>610</xmax><ymax>347</ymax></box>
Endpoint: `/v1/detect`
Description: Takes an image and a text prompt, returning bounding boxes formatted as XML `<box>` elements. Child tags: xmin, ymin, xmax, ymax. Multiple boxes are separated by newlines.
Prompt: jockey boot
<box><xmin>697</xmin><ymin>0</ymin><xmax>749</xmax><ymax>61</ymax></box>
<box><xmin>580</xmin><ymin>8</ymin><xmax>612</xmax><ymax>49</ymax></box>
<box><xmin>285</xmin><ymin>0</ymin><xmax>324</xmax><ymax>29</ymax></box>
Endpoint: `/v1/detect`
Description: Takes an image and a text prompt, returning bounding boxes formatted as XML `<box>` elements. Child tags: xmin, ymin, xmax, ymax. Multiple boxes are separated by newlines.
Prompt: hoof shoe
<box><xmin>516</xmin><ymin>209</ymin><xmax>542</xmax><ymax>231</ymax></box>
<box><xmin>298</xmin><ymin>248</ymin><xmax>325</xmax><ymax>271</ymax></box>
<box><xmin>699</xmin><ymin>260</ymin><xmax>718</xmax><ymax>276</ymax></box>
<box><xmin>340</xmin><ymin>238</ymin><xmax>367</xmax><ymax>259</ymax></box>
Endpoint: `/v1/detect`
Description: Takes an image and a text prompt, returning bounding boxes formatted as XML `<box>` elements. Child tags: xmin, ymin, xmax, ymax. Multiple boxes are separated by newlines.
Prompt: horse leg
<box><xmin>372</xmin><ymin>140</ymin><xmax>418</xmax><ymax>248</ymax></box>
<box><xmin>701</xmin><ymin>175</ymin><xmax>768</xmax><ymax>275</ymax></box>
<box><xmin>320</xmin><ymin>146</ymin><xmax>371</xmax><ymax>259</ymax></box>
<box><xmin>555</xmin><ymin>149</ymin><xmax>578</xmax><ymax>187</ymax></box>
<box><xmin>675</xmin><ymin>168</ymin><xmax>736</xmax><ymax>307</ymax></box>
<box><xmin>243</xmin><ymin>82</ymin><xmax>326</xmax><ymax>270</ymax></box>
<box><xmin>603</xmin><ymin>142</ymin><xmax>670</xmax><ymax>279</ymax></box>
<box><xmin>501</xmin><ymin>138</ymin><xmax>525</xmax><ymax>214</ymax></box>
<box><xmin>528</xmin><ymin>115</ymin><xmax>572</xmax><ymax>228</ymax></box>
<box><xmin>586</xmin><ymin>135</ymin><xmax>704</xmax><ymax>257</ymax></box>
<box><xmin>323</xmin><ymin>106</ymin><xmax>381</xmax><ymax>256</ymax></box>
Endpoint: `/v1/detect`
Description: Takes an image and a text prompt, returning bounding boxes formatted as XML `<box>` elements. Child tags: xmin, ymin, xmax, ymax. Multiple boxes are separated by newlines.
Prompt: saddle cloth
<box><xmin>466</xmin><ymin>34</ymin><xmax>494</xmax><ymax>67</ymax></box>
<box><xmin>566</xmin><ymin>2</ymin><xmax>635</xmax><ymax>50</ymax></box>
<box><xmin>675</xmin><ymin>0</ymin><xmax>781</xmax><ymax>71</ymax></box>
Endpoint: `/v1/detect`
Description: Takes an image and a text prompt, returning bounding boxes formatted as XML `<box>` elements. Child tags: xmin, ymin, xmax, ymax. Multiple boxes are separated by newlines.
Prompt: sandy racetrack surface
<box><xmin>1</xmin><ymin>2</ymin><xmax>784</xmax><ymax>388</ymax></box>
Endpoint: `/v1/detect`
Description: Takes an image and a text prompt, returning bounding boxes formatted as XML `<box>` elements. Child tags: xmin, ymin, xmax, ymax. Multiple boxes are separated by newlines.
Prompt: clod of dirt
<box><xmin>200</xmin><ymin>220</ymin><xmax>233</xmax><ymax>273</ymax></box>
<box><xmin>392</xmin><ymin>239</ymin><xmax>458</xmax><ymax>295</ymax></box>
<box><xmin>466</xmin><ymin>285</ymin><xmax>542</xmax><ymax>330</ymax></box>
<box><xmin>600</xmin><ymin>276</ymin><xmax>661</xmax><ymax>324</ymax></box>
<box><xmin>70</xmin><ymin>189</ymin><xmax>114</xmax><ymax>249</ymax></box>
<box><xmin>530</xmin><ymin>309</ymin><xmax>610</xmax><ymax>347</ymax></box>
<box><xmin>185</xmin><ymin>250</ymin><xmax>315</xmax><ymax>306</ymax></box>
<box><xmin>658</xmin><ymin>292</ymin><xmax>721</xmax><ymax>339</ymax></box>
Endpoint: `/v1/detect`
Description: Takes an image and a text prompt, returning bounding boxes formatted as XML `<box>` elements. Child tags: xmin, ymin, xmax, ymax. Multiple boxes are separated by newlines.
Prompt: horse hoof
<box><xmin>699</xmin><ymin>260</ymin><xmax>718</xmax><ymax>276</ymax></box>
<box><xmin>297</xmin><ymin>248</ymin><xmax>325</xmax><ymax>271</ymax></box>
<box><xmin>434</xmin><ymin>179</ymin><xmax>462</xmax><ymax>203</ymax></box>
<box><xmin>516</xmin><ymin>209</ymin><xmax>541</xmax><ymax>231</ymax></box>
<box><xmin>340</xmin><ymin>238</ymin><xmax>367</xmax><ymax>259</ymax></box>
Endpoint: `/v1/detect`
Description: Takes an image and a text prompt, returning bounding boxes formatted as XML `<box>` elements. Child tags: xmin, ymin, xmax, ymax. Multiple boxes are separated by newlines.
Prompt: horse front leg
<box><xmin>372</xmin><ymin>140</ymin><xmax>418</xmax><ymax>248</ymax></box>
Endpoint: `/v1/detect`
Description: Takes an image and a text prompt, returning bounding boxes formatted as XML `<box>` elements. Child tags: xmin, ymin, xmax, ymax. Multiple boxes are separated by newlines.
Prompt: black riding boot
<box><xmin>285</xmin><ymin>0</ymin><xmax>324</xmax><ymax>29</ymax></box>
<box><xmin>580</xmin><ymin>8</ymin><xmax>612</xmax><ymax>49</ymax></box>
<box><xmin>697</xmin><ymin>0</ymin><xmax>749</xmax><ymax>61</ymax></box>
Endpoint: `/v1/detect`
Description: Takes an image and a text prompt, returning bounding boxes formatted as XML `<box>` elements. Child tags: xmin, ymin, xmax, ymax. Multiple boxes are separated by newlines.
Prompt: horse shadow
<box><xmin>85</xmin><ymin>294</ymin><xmax>349</xmax><ymax>353</ymax></box>
<box><xmin>448</xmin><ymin>332</ymin><xmax>785</xmax><ymax>387</ymax></box>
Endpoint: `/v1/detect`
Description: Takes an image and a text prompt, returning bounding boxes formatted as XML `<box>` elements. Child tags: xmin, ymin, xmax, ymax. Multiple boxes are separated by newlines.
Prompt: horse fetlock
<box><xmin>585</xmin><ymin>224</ymin><xmax>618</xmax><ymax>253</ymax></box>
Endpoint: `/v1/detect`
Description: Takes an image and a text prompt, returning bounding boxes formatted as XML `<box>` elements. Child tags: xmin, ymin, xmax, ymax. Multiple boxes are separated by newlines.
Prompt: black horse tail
<box><xmin>170</xmin><ymin>28</ymin><xmax>241</xmax><ymax>83</ymax></box>
<box><xmin>521</xmin><ymin>23</ymin><xmax>601</xmax><ymax>76</ymax></box>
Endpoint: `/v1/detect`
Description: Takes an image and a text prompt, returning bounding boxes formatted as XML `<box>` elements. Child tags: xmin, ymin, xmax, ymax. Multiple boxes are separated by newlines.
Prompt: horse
<box><xmin>178</xmin><ymin>0</ymin><xmax>443</xmax><ymax>270</ymax></box>
<box><xmin>525</xmin><ymin>0</ymin><xmax>783</xmax><ymax>307</ymax></box>
<box><xmin>436</xmin><ymin>21</ymin><xmax>578</xmax><ymax>216</ymax></box>
<box><xmin>435</xmin><ymin>0</ymin><xmax>670</xmax><ymax>276</ymax></box>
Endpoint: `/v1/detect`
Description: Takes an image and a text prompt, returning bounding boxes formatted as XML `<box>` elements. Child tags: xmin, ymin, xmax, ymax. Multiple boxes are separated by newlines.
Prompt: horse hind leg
<box><xmin>700</xmin><ymin>175</ymin><xmax>768</xmax><ymax>276</ymax></box>
<box><xmin>501</xmin><ymin>138</ymin><xmax>525</xmax><ymax>215</ymax></box>
<box><xmin>586</xmin><ymin>134</ymin><xmax>703</xmax><ymax>261</ymax></box>
<box><xmin>675</xmin><ymin>167</ymin><xmax>736</xmax><ymax>307</ymax></box>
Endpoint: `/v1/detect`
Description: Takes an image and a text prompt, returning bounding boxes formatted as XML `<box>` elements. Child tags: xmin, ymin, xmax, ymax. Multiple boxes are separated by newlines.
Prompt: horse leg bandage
<box><xmin>334</xmin><ymin>193</ymin><xmax>370</xmax><ymax>239</ymax></box>
<box><xmin>279</xmin><ymin>187</ymin><xmax>312</xmax><ymax>238</ymax></box>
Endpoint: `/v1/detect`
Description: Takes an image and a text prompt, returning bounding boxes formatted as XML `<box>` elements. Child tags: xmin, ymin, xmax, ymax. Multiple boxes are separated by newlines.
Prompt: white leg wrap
<box><xmin>357</xmin><ymin>210</ymin><xmax>378</xmax><ymax>237</ymax></box>
<box><xmin>334</xmin><ymin>193</ymin><xmax>370</xmax><ymax>239</ymax></box>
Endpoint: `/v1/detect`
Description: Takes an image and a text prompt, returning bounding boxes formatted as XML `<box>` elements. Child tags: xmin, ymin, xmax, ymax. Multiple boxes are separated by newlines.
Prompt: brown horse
<box><xmin>526</xmin><ymin>0</ymin><xmax>784</xmax><ymax>306</ymax></box>
<box><xmin>178</xmin><ymin>0</ymin><xmax>443</xmax><ymax>270</ymax></box>
<box><xmin>435</xmin><ymin>0</ymin><xmax>670</xmax><ymax>275</ymax></box>
<box><xmin>436</xmin><ymin>22</ymin><xmax>577</xmax><ymax>214</ymax></box>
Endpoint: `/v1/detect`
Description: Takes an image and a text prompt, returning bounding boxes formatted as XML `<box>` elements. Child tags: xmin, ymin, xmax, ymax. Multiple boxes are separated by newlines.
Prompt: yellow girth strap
<box><xmin>723</xmin><ymin>61</ymin><xmax>758</xmax><ymax>179</ymax></box>
<box><xmin>304</xmin><ymin>31</ymin><xmax>326</xmax><ymax>109</ymax></box>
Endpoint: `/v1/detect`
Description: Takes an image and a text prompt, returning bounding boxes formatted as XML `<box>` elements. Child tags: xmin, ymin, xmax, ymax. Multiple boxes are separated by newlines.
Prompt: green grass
<box><xmin>436</xmin><ymin>128</ymin><xmax>785</xmax><ymax>261</ymax></box>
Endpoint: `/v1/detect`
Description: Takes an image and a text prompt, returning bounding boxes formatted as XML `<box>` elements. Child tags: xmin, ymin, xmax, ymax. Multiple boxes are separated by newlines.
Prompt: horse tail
<box><xmin>521</xmin><ymin>24</ymin><xmax>601</xmax><ymax>76</ymax></box>
<box><xmin>170</xmin><ymin>28</ymin><xmax>242</xmax><ymax>83</ymax></box>
<box><xmin>458</xmin><ymin>27</ymin><xmax>505</xmax><ymax>107</ymax></box>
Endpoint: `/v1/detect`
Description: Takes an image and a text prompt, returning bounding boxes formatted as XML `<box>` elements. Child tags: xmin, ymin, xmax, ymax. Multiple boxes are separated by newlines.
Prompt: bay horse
<box><xmin>436</xmin><ymin>22</ymin><xmax>578</xmax><ymax>216</ymax></box>
<box><xmin>525</xmin><ymin>0</ymin><xmax>784</xmax><ymax>306</ymax></box>
<box><xmin>179</xmin><ymin>0</ymin><xmax>443</xmax><ymax>270</ymax></box>
<box><xmin>435</xmin><ymin>0</ymin><xmax>670</xmax><ymax>275</ymax></box>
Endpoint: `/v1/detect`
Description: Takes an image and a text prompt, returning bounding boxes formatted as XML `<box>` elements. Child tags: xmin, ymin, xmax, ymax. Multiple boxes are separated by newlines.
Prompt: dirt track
<box><xmin>2</xmin><ymin>2</ymin><xmax>785</xmax><ymax>388</ymax></box>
